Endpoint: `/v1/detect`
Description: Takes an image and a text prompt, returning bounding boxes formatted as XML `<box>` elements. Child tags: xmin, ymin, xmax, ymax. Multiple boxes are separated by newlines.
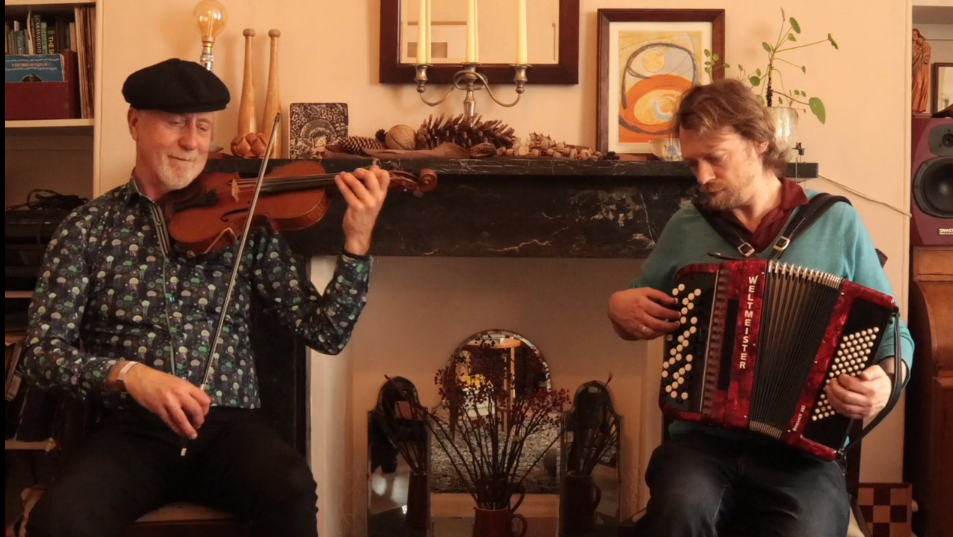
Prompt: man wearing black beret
<box><xmin>20</xmin><ymin>58</ymin><xmax>391</xmax><ymax>537</ymax></box>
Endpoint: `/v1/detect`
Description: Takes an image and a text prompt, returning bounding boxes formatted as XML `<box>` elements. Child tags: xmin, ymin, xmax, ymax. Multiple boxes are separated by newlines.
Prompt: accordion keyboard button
<box><xmin>685</xmin><ymin>364</ymin><xmax>692</xmax><ymax>371</ymax></box>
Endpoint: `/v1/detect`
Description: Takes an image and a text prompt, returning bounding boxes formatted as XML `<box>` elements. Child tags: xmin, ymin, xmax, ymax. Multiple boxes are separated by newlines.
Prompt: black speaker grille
<box><xmin>913</xmin><ymin>157</ymin><xmax>953</xmax><ymax>218</ymax></box>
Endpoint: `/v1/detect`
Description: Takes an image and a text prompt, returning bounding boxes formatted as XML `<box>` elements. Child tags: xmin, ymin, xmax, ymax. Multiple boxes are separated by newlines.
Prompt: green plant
<box><xmin>704</xmin><ymin>8</ymin><xmax>838</xmax><ymax>124</ymax></box>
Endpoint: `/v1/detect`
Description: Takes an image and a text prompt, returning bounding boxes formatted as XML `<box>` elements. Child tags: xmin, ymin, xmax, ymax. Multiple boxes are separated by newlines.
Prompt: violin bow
<box><xmin>182</xmin><ymin>113</ymin><xmax>281</xmax><ymax>457</ymax></box>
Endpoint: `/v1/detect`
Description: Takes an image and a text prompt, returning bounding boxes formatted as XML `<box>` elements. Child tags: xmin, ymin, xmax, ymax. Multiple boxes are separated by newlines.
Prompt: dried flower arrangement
<box><xmin>396</xmin><ymin>335</ymin><xmax>570</xmax><ymax>510</ymax></box>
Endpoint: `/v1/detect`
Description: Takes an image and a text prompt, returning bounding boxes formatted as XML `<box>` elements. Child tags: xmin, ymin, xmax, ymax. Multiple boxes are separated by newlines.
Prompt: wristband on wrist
<box><xmin>116</xmin><ymin>361</ymin><xmax>139</xmax><ymax>392</ymax></box>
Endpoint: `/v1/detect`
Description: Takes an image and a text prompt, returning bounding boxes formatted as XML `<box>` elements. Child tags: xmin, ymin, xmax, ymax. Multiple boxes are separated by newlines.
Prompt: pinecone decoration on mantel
<box><xmin>330</xmin><ymin>135</ymin><xmax>386</xmax><ymax>155</ymax></box>
<box><xmin>416</xmin><ymin>114</ymin><xmax>516</xmax><ymax>151</ymax></box>
<box><xmin>500</xmin><ymin>132</ymin><xmax>607</xmax><ymax>161</ymax></box>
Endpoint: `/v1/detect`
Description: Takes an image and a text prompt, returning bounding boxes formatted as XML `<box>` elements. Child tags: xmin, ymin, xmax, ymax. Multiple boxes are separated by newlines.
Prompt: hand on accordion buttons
<box><xmin>608</xmin><ymin>287</ymin><xmax>681</xmax><ymax>340</ymax></box>
<box><xmin>824</xmin><ymin>364</ymin><xmax>892</xmax><ymax>420</ymax></box>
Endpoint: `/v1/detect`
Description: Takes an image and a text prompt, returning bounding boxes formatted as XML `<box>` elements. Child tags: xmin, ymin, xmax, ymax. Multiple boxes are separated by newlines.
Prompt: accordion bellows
<box><xmin>660</xmin><ymin>258</ymin><xmax>899</xmax><ymax>460</ymax></box>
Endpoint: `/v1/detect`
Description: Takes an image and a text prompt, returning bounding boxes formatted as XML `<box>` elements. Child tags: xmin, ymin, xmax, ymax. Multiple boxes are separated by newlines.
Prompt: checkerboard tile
<box><xmin>856</xmin><ymin>483</ymin><xmax>912</xmax><ymax>537</ymax></box>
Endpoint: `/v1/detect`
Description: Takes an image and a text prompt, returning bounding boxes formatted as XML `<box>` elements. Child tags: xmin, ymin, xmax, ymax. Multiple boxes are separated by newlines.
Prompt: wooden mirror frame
<box><xmin>379</xmin><ymin>0</ymin><xmax>580</xmax><ymax>85</ymax></box>
<box><xmin>932</xmin><ymin>62</ymin><xmax>953</xmax><ymax>114</ymax></box>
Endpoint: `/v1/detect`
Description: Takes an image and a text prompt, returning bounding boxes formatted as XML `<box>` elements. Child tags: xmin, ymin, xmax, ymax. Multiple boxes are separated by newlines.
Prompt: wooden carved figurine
<box><xmin>231</xmin><ymin>28</ymin><xmax>268</xmax><ymax>158</ymax></box>
<box><xmin>913</xmin><ymin>29</ymin><xmax>932</xmax><ymax>114</ymax></box>
<box><xmin>262</xmin><ymin>29</ymin><xmax>282</xmax><ymax>158</ymax></box>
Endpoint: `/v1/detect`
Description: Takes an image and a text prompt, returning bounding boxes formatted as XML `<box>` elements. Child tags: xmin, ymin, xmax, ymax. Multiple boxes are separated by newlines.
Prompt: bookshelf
<box><xmin>4</xmin><ymin>0</ymin><xmax>102</xmax><ymax>205</ymax></box>
<box><xmin>5</xmin><ymin>1</ymin><xmax>100</xmax><ymax>462</ymax></box>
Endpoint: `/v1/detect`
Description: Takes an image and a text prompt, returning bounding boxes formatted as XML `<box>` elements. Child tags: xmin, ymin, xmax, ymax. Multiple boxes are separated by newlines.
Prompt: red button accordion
<box><xmin>659</xmin><ymin>258</ymin><xmax>900</xmax><ymax>460</ymax></box>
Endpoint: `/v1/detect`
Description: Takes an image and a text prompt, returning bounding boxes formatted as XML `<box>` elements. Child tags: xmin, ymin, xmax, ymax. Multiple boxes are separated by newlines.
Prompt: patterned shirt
<box><xmin>23</xmin><ymin>178</ymin><xmax>372</xmax><ymax>409</ymax></box>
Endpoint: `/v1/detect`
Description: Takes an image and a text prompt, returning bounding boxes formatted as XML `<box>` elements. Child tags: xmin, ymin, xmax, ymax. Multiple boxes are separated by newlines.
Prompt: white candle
<box><xmin>467</xmin><ymin>0</ymin><xmax>477</xmax><ymax>63</ymax></box>
<box><xmin>426</xmin><ymin>0</ymin><xmax>432</xmax><ymax>63</ymax></box>
<box><xmin>417</xmin><ymin>0</ymin><xmax>427</xmax><ymax>64</ymax></box>
<box><xmin>474</xmin><ymin>0</ymin><xmax>479</xmax><ymax>62</ymax></box>
<box><xmin>517</xmin><ymin>0</ymin><xmax>527</xmax><ymax>64</ymax></box>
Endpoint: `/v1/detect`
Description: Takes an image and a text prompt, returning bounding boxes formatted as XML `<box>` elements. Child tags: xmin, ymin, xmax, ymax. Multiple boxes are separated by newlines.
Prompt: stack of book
<box><xmin>4</xmin><ymin>6</ymin><xmax>96</xmax><ymax>120</ymax></box>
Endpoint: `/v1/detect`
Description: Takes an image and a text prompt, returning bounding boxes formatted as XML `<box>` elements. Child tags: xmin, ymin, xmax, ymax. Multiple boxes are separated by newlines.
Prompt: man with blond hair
<box><xmin>608</xmin><ymin>79</ymin><xmax>914</xmax><ymax>536</ymax></box>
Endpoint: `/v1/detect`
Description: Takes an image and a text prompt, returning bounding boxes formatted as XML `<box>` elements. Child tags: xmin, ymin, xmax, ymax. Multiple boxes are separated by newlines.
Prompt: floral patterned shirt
<box><xmin>23</xmin><ymin>179</ymin><xmax>372</xmax><ymax>409</ymax></box>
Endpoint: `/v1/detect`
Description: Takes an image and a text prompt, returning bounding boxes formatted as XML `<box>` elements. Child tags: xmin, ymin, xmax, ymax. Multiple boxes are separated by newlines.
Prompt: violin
<box><xmin>159</xmin><ymin>159</ymin><xmax>438</xmax><ymax>256</ymax></box>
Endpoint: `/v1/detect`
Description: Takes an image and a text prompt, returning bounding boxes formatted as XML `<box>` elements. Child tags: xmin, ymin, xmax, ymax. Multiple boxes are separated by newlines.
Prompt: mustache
<box><xmin>167</xmin><ymin>153</ymin><xmax>200</xmax><ymax>162</ymax></box>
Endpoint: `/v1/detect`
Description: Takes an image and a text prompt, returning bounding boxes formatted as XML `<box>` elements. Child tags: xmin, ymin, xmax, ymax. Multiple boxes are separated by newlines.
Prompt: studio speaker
<box><xmin>911</xmin><ymin>118</ymin><xmax>953</xmax><ymax>246</ymax></box>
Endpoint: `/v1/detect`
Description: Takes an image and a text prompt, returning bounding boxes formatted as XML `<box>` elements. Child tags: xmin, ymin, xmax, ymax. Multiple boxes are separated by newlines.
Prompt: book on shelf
<box><xmin>5</xmin><ymin>54</ymin><xmax>65</xmax><ymax>83</ymax></box>
<box><xmin>4</xmin><ymin>6</ymin><xmax>96</xmax><ymax>120</ymax></box>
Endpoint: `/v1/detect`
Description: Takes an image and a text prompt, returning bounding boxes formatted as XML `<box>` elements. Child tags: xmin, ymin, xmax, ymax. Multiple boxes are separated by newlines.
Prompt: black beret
<box><xmin>122</xmin><ymin>58</ymin><xmax>230</xmax><ymax>113</ymax></box>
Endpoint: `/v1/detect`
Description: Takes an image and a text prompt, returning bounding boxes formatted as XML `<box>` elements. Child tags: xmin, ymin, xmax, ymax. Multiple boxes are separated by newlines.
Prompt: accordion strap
<box><xmin>769</xmin><ymin>193</ymin><xmax>850</xmax><ymax>260</ymax></box>
<box><xmin>845</xmin><ymin>314</ymin><xmax>905</xmax><ymax>454</ymax></box>
<box><xmin>693</xmin><ymin>192</ymin><xmax>850</xmax><ymax>259</ymax></box>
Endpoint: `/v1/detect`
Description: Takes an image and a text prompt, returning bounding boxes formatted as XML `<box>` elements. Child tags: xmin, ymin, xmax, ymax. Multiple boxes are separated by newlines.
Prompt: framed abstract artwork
<box><xmin>597</xmin><ymin>9</ymin><xmax>725</xmax><ymax>154</ymax></box>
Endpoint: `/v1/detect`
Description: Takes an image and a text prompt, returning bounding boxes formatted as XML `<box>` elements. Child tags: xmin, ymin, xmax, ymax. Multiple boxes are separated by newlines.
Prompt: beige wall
<box><xmin>95</xmin><ymin>0</ymin><xmax>917</xmax><ymax>534</ymax></box>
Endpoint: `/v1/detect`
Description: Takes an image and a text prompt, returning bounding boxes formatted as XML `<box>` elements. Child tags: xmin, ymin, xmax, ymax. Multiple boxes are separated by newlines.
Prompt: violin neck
<box><xmin>258</xmin><ymin>174</ymin><xmax>337</xmax><ymax>193</ymax></box>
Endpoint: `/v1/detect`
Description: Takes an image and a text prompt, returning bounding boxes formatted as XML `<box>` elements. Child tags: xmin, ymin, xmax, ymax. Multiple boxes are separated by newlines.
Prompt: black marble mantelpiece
<box><xmin>203</xmin><ymin>158</ymin><xmax>818</xmax><ymax>259</ymax></box>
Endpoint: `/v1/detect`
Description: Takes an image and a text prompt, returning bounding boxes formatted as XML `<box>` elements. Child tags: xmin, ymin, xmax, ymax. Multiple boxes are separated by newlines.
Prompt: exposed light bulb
<box><xmin>193</xmin><ymin>0</ymin><xmax>228</xmax><ymax>70</ymax></box>
<box><xmin>194</xmin><ymin>0</ymin><xmax>228</xmax><ymax>38</ymax></box>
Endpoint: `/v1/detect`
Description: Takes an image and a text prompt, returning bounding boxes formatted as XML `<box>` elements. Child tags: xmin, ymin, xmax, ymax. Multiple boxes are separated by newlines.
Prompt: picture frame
<box><xmin>597</xmin><ymin>9</ymin><xmax>725</xmax><ymax>155</ymax></box>
<box><xmin>931</xmin><ymin>62</ymin><xmax>952</xmax><ymax>114</ymax></box>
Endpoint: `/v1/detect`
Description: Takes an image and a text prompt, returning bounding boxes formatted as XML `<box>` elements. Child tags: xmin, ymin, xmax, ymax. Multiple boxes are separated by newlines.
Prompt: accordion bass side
<box><xmin>659</xmin><ymin>258</ymin><xmax>900</xmax><ymax>460</ymax></box>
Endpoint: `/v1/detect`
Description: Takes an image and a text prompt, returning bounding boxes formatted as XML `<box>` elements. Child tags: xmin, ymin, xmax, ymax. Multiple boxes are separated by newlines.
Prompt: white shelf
<box><xmin>4</xmin><ymin>0</ymin><xmax>94</xmax><ymax>6</ymax></box>
<box><xmin>5</xmin><ymin>291</ymin><xmax>35</xmax><ymax>299</ymax></box>
<box><xmin>4</xmin><ymin>439</ymin><xmax>55</xmax><ymax>451</ymax></box>
<box><xmin>5</xmin><ymin>119</ymin><xmax>94</xmax><ymax>129</ymax></box>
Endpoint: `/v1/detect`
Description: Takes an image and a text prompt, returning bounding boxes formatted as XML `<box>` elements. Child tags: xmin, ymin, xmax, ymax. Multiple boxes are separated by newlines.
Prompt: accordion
<box><xmin>659</xmin><ymin>258</ymin><xmax>899</xmax><ymax>460</ymax></box>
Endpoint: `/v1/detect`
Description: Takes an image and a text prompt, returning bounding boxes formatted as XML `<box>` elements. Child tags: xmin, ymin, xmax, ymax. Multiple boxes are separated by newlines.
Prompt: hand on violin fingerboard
<box><xmin>336</xmin><ymin>165</ymin><xmax>390</xmax><ymax>256</ymax></box>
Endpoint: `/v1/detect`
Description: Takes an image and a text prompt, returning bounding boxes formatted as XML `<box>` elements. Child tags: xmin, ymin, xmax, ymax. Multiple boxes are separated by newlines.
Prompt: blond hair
<box><xmin>675</xmin><ymin>79</ymin><xmax>787</xmax><ymax>177</ymax></box>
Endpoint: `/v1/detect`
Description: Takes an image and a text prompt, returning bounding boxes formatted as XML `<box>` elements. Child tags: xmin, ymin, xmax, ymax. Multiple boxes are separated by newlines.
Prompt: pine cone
<box><xmin>332</xmin><ymin>136</ymin><xmax>386</xmax><ymax>155</ymax></box>
<box><xmin>416</xmin><ymin>114</ymin><xmax>516</xmax><ymax>150</ymax></box>
<box><xmin>375</xmin><ymin>128</ymin><xmax>387</xmax><ymax>143</ymax></box>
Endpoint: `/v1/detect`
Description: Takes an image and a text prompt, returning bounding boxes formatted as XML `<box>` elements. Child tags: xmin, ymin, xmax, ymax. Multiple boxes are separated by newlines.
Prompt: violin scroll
<box><xmin>386</xmin><ymin>168</ymin><xmax>438</xmax><ymax>197</ymax></box>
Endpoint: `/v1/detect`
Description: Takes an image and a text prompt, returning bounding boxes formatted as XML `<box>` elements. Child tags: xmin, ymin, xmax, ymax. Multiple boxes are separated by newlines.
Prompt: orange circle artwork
<box><xmin>620</xmin><ymin>74</ymin><xmax>693</xmax><ymax>142</ymax></box>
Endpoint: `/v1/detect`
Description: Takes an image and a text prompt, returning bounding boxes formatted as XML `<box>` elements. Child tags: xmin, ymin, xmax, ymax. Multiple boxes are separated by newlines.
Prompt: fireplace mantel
<box><xmin>203</xmin><ymin>158</ymin><xmax>818</xmax><ymax>259</ymax></box>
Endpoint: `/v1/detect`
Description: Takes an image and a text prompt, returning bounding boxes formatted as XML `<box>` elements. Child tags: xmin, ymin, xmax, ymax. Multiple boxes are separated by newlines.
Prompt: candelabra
<box><xmin>414</xmin><ymin>63</ymin><xmax>529</xmax><ymax>121</ymax></box>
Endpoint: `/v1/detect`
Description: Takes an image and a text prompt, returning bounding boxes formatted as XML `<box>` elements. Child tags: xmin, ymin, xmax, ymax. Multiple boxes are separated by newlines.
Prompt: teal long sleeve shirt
<box><xmin>632</xmin><ymin>190</ymin><xmax>915</xmax><ymax>437</ymax></box>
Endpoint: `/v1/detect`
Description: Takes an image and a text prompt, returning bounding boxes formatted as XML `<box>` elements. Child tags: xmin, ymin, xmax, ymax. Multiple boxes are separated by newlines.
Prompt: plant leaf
<box><xmin>828</xmin><ymin>34</ymin><xmax>839</xmax><ymax>49</ymax></box>
<box><xmin>790</xmin><ymin>17</ymin><xmax>801</xmax><ymax>34</ymax></box>
<box><xmin>788</xmin><ymin>33</ymin><xmax>797</xmax><ymax>42</ymax></box>
<box><xmin>763</xmin><ymin>42</ymin><xmax>773</xmax><ymax>52</ymax></box>
<box><xmin>778</xmin><ymin>96</ymin><xmax>784</xmax><ymax>104</ymax></box>
<box><xmin>802</xmin><ymin>66</ymin><xmax>807</xmax><ymax>74</ymax></box>
<box><xmin>781</xmin><ymin>7</ymin><xmax>786</xmax><ymax>21</ymax></box>
<box><xmin>712</xmin><ymin>53</ymin><xmax>720</xmax><ymax>61</ymax></box>
<box><xmin>750</xmin><ymin>76</ymin><xmax>762</xmax><ymax>87</ymax></box>
<box><xmin>704</xmin><ymin>49</ymin><xmax>711</xmax><ymax>57</ymax></box>
<box><xmin>724</xmin><ymin>63</ymin><xmax>731</xmax><ymax>69</ymax></box>
<box><xmin>809</xmin><ymin>97</ymin><xmax>826</xmax><ymax>124</ymax></box>
<box><xmin>757</xmin><ymin>68</ymin><xmax>763</xmax><ymax>76</ymax></box>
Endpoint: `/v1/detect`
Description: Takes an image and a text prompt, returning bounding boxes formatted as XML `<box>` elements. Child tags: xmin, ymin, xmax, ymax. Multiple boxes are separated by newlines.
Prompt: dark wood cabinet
<box><xmin>904</xmin><ymin>247</ymin><xmax>953</xmax><ymax>537</ymax></box>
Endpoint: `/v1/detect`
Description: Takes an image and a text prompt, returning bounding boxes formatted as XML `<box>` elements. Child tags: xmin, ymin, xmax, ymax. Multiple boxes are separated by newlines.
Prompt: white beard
<box><xmin>157</xmin><ymin>154</ymin><xmax>204</xmax><ymax>191</ymax></box>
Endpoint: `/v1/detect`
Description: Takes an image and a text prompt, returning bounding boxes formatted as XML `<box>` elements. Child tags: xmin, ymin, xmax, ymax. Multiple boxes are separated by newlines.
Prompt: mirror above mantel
<box><xmin>380</xmin><ymin>0</ymin><xmax>580</xmax><ymax>85</ymax></box>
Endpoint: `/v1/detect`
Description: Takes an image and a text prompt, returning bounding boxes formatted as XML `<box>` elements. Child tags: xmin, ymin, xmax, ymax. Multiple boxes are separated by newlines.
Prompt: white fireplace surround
<box><xmin>307</xmin><ymin>255</ymin><xmax>664</xmax><ymax>537</ymax></box>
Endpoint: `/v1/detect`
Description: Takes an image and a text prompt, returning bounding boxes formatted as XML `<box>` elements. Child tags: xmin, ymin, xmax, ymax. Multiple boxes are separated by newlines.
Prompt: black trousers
<box><xmin>634</xmin><ymin>428</ymin><xmax>850</xmax><ymax>537</ymax></box>
<box><xmin>26</xmin><ymin>406</ymin><xmax>318</xmax><ymax>537</ymax></box>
